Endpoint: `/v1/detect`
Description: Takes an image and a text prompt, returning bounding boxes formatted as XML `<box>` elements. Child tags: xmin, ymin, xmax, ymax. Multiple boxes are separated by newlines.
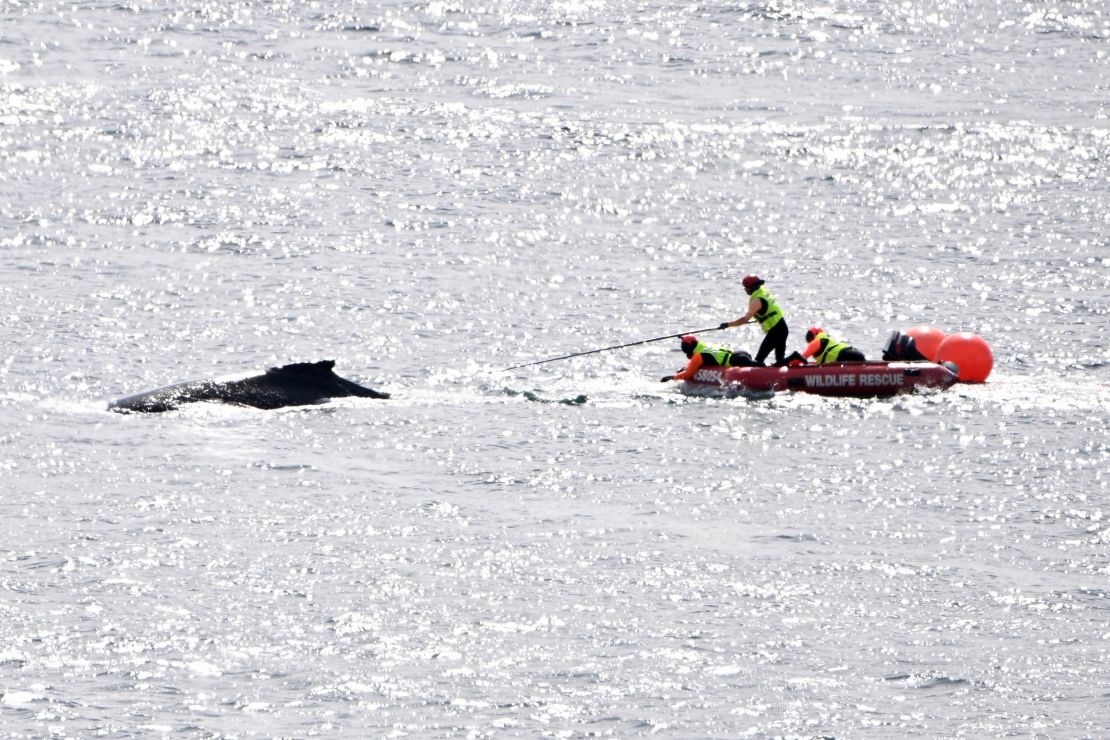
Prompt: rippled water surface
<box><xmin>2</xmin><ymin>1</ymin><xmax>1108</xmax><ymax>737</ymax></box>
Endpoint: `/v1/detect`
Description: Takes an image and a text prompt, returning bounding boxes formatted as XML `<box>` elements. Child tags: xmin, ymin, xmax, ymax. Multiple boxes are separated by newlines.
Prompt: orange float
<box><xmin>935</xmin><ymin>332</ymin><xmax>993</xmax><ymax>383</ymax></box>
<box><xmin>904</xmin><ymin>325</ymin><xmax>946</xmax><ymax>361</ymax></box>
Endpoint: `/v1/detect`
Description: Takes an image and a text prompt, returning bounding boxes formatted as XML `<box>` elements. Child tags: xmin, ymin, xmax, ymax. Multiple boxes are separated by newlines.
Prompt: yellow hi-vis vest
<box><xmin>692</xmin><ymin>341</ymin><xmax>733</xmax><ymax>366</ymax></box>
<box><xmin>812</xmin><ymin>332</ymin><xmax>851</xmax><ymax>364</ymax></box>
<box><xmin>750</xmin><ymin>286</ymin><xmax>784</xmax><ymax>332</ymax></box>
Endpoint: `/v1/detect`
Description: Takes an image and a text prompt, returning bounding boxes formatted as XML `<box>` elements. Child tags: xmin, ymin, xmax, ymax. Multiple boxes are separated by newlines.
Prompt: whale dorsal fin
<box><xmin>266</xmin><ymin>360</ymin><xmax>337</xmax><ymax>377</ymax></box>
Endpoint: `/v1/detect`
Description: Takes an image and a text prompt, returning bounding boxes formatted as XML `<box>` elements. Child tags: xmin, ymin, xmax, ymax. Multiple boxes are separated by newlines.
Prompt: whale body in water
<box><xmin>109</xmin><ymin>360</ymin><xmax>389</xmax><ymax>413</ymax></box>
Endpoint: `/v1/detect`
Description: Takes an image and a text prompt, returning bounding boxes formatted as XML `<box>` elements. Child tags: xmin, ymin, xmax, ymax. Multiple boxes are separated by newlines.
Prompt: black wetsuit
<box><xmin>757</xmin><ymin>319</ymin><xmax>789</xmax><ymax>366</ymax></box>
<box><xmin>836</xmin><ymin>347</ymin><xmax>866</xmax><ymax>362</ymax></box>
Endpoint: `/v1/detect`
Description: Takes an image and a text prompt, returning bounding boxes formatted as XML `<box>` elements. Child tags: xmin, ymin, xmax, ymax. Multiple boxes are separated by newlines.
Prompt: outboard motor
<box><xmin>882</xmin><ymin>330</ymin><xmax>928</xmax><ymax>362</ymax></box>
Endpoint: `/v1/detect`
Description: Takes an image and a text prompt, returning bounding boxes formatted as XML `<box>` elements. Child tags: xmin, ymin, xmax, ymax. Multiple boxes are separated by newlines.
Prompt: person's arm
<box><xmin>719</xmin><ymin>296</ymin><xmax>763</xmax><ymax>328</ymax></box>
<box><xmin>672</xmin><ymin>353</ymin><xmax>705</xmax><ymax>381</ymax></box>
<box><xmin>801</xmin><ymin>338</ymin><xmax>822</xmax><ymax>359</ymax></box>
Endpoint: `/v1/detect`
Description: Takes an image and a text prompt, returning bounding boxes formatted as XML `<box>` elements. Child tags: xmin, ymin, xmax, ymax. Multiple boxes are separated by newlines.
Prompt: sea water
<box><xmin>1</xmin><ymin>1</ymin><xmax>1108</xmax><ymax>736</ymax></box>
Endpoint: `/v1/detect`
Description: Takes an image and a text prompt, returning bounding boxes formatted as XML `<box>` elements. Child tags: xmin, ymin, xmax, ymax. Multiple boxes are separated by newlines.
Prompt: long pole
<box><xmin>504</xmin><ymin>326</ymin><xmax>725</xmax><ymax>371</ymax></box>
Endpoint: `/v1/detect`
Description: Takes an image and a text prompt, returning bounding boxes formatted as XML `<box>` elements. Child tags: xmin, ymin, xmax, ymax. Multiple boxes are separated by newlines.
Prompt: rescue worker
<box><xmin>718</xmin><ymin>275</ymin><xmax>789</xmax><ymax>366</ymax></box>
<box><xmin>661</xmin><ymin>335</ymin><xmax>757</xmax><ymax>382</ymax></box>
<box><xmin>795</xmin><ymin>326</ymin><xmax>867</xmax><ymax>364</ymax></box>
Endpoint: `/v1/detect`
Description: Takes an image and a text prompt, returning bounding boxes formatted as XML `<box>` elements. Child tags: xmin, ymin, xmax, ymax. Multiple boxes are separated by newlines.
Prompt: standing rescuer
<box><xmin>718</xmin><ymin>275</ymin><xmax>789</xmax><ymax>366</ymax></box>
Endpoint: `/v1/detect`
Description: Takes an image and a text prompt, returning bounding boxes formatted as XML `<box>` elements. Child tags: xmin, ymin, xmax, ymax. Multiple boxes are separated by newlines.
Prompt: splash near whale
<box><xmin>108</xmin><ymin>360</ymin><xmax>389</xmax><ymax>413</ymax></box>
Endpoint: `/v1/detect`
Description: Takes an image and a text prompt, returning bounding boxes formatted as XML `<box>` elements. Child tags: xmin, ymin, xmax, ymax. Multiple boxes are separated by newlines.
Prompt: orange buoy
<box><xmin>936</xmin><ymin>332</ymin><xmax>993</xmax><ymax>383</ymax></box>
<box><xmin>904</xmin><ymin>325</ymin><xmax>946</xmax><ymax>361</ymax></box>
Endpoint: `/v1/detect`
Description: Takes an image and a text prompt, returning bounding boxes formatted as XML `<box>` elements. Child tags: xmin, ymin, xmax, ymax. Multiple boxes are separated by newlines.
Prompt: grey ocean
<box><xmin>2</xmin><ymin>1</ymin><xmax>1108</xmax><ymax>737</ymax></box>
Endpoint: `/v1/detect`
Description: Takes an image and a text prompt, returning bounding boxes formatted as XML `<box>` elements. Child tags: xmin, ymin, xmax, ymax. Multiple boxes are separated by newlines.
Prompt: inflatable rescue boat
<box><xmin>679</xmin><ymin>361</ymin><xmax>958</xmax><ymax>398</ymax></box>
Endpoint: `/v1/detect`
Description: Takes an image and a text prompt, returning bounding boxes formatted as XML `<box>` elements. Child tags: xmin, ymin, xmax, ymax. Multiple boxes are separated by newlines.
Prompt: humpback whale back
<box><xmin>109</xmin><ymin>360</ymin><xmax>389</xmax><ymax>413</ymax></box>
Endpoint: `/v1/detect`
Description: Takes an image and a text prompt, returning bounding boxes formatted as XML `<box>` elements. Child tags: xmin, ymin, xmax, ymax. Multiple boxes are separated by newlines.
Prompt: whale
<box><xmin>109</xmin><ymin>360</ymin><xmax>389</xmax><ymax>413</ymax></box>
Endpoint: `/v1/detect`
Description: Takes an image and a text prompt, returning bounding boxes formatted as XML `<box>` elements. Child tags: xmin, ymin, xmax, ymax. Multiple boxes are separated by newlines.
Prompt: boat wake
<box><xmin>505</xmin><ymin>389</ymin><xmax>589</xmax><ymax>406</ymax></box>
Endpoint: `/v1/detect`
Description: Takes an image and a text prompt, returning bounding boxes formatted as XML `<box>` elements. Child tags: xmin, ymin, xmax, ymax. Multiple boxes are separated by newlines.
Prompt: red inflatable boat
<box><xmin>679</xmin><ymin>361</ymin><xmax>958</xmax><ymax>398</ymax></box>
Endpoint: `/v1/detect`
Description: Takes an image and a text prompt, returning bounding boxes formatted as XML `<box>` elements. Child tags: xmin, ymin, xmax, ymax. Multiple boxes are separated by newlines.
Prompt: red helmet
<box><xmin>741</xmin><ymin>274</ymin><xmax>763</xmax><ymax>289</ymax></box>
<box><xmin>680</xmin><ymin>335</ymin><xmax>698</xmax><ymax>350</ymax></box>
<box><xmin>805</xmin><ymin>326</ymin><xmax>825</xmax><ymax>342</ymax></box>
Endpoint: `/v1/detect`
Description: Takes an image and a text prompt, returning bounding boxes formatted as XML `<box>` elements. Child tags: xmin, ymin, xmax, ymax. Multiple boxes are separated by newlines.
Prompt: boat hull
<box><xmin>679</xmin><ymin>361</ymin><xmax>958</xmax><ymax>398</ymax></box>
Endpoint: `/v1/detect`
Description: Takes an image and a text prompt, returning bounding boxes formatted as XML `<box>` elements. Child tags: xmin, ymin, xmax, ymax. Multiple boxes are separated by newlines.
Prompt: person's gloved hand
<box><xmin>660</xmin><ymin>375</ymin><xmax>674</xmax><ymax>382</ymax></box>
<box><xmin>718</xmin><ymin>322</ymin><xmax>729</xmax><ymax>330</ymax></box>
